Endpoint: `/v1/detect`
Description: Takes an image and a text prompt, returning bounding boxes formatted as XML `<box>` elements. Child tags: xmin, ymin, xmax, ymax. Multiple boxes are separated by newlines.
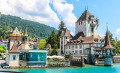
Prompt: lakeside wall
<box><xmin>113</xmin><ymin>56</ymin><xmax>120</xmax><ymax>63</ymax></box>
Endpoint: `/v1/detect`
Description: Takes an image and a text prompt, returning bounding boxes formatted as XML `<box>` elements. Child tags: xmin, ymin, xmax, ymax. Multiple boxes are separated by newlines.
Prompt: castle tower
<box><xmin>75</xmin><ymin>10</ymin><xmax>99</xmax><ymax>37</ymax></box>
<box><xmin>8</xmin><ymin>27</ymin><xmax>22</xmax><ymax>50</ymax></box>
<box><xmin>102</xmin><ymin>30</ymin><xmax>115</xmax><ymax>66</ymax></box>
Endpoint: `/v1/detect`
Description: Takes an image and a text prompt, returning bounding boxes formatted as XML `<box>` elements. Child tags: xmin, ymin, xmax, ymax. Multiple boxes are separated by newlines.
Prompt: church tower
<box><xmin>75</xmin><ymin>9</ymin><xmax>99</xmax><ymax>37</ymax></box>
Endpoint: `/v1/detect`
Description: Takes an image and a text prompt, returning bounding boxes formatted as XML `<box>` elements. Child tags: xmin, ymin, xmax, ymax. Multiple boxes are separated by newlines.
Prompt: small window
<box><xmin>80</xmin><ymin>50</ymin><xmax>82</xmax><ymax>54</ymax></box>
<box><xmin>94</xmin><ymin>39</ymin><xmax>98</xmax><ymax>42</ymax></box>
<box><xmin>76</xmin><ymin>45</ymin><xmax>77</xmax><ymax>49</ymax></box>
<box><xmin>69</xmin><ymin>46</ymin><xmax>70</xmax><ymax>49</ymax></box>
<box><xmin>13</xmin><ymin>55</ymin><xmax>16</xmax><ymax>60</ymax></box>
<box><xmin>72</xmin><ymin>46</ymin><xmax>74</xmax><ymax>49</ymax></box>
<box><xmin>75</xmin><ymin>50</ymin><xmax>78</xmax><ymax>54</ymax></box>
<box><xmin>79</xmin><ymin>45</ymin><xmax>82</xmax><ymax>49</ymax></box>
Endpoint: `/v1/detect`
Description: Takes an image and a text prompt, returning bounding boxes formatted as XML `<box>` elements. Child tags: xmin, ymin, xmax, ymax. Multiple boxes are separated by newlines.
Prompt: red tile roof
<box><xmin>9</xmin><ymin>43</ymin><xmax>19</xmax><ymax>53</ymax></box>
<box><xmin>66</xmin><ymin>33</ymin><xmax>104</xmax><ymax>45</ymax></box>
<box><xmin>102</xmin><ymin>31</ymin><xmax>115</xmax><ymax>49</ymax></box>
<box><xmin>65</xmin><ymin>29</ymin><xmax>72</xmax><ymax>37</ymax></box>
<box><xmin>76</xmin><ymin>10</ymin><xmax>93</xmax><ymax>23</ymax></box>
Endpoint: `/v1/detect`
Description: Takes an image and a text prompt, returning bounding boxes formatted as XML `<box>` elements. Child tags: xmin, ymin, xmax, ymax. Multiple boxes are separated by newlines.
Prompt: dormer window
<box><xmin>94</xmin><ymin>39</ymin><xmax>98</xmax><ymax>42</ymax></box>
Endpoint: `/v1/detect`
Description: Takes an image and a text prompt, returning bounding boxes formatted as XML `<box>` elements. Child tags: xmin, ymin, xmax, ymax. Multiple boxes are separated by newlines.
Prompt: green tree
<box><xmin>47</xmin><ymin>30</ymin><xmax>58</xmax><ymax>49</ymax></box>
<box><xmin>109</xmin><ymin>31</ymin><xmax>115</xmax><ymax>47</ymax></box>
<box><xmin>50</xmin><ymin>49</ymin><xmax>57</xmax><ymax>56</ymax></box>
<box><xmin>115</xmin><ymin>40</ymin><xmax>120</xmax><ymax>54</ymax></box>
<box><xmin>57</xmin><ymin>21</ymin><xmax>66</xmax><ymax>48</ymax></box>
<box><xmin>0</xmin><ymin>45</ymin><xmax>6</xmax><ymax>55</ymax></box>
<box><xmin>38</xmin><ymin>39</ymin><xmax>46</xmax><ymax>50</ymax></box>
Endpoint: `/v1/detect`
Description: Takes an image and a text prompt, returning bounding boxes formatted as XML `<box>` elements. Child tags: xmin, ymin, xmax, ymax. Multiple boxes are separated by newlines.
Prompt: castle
<box><xmin>60</xmin><ymin>9</ymin><xmax>115</xmax><ymax>66</ymax></box>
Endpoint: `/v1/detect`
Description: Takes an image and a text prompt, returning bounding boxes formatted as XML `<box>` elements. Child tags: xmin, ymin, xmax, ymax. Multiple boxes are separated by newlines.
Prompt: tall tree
<box><xmin>108</xmin><ymin>31</ymin><xmax>115</xmax><ymax>47</ymax></box>
<box><xmin>57</xmin><ymin>21</ymin><xmax>66</xmax><ymax>48</ymax></box>
<box><xmin>115</xmin><ymin>40</ymin><xmax>120</xmax><ymax>54</ymax></box>
<box><xmin>47</xmin><ymin>30</ymin><xmax>58</xmax><ymax>49</ymax></box>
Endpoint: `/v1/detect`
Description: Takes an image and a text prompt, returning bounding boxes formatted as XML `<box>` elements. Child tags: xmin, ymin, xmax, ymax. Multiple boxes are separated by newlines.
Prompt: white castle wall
<box><xmin>75</xmin><ymin>20</ymin><xmax>98</xmax><ymax>37</ymax></box>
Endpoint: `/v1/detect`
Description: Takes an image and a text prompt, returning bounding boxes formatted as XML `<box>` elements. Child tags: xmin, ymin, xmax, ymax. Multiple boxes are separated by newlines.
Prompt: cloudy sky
<box><xmin>0</xmin><ymin>0</ymin><xmax>120</xmax><ymax>39</ymax></box>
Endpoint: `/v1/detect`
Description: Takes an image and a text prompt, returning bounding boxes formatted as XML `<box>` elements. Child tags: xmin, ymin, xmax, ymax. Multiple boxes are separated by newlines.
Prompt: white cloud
<box><xmin>115</xmin><ymin>29</ymin><xmax>120</xmax><ymax>34</ymax></box>
<box><xmin>70</xmin><ymin>32</ymin><xmax>74</xmax><ymax>36</ymax></box>
<box><xmin>51</xmin><ymin>0</ymin><xmax>77</xmax><ymax>28</ymax></box>
<box><xmin>0</xmin><ymin>0</ymin><xmax>60</xmax><ymax>28</ymax></box>
<box><xmin>76</xmin><ymin>0</ymin><xmax>79</xmax><ymax>1</ymax></box>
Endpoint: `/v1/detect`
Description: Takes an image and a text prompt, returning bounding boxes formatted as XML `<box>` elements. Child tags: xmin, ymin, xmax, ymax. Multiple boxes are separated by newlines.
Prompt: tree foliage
<box><xmin>108</xmin><ymin>31</ymin><xmax>115</xmax><ymax>47</ymax></box>
<box><xmin>38</xmin><ymin>39</ymin><xmax>46</xmax><ymax>50</ymax></box>
<box><xmin>50</xmin><ymin>49</ymin><xmax>57</xmax><ymax>56</ymax></box>
<box><xmin>0</xmin><ymin>14</ymin><xmax>57</xmax><ymax>39</ymax></box>
<box><xmin>47</xmin><ymin>30</ymin><xmax>58</xmax><ymax>49</ymax></box>
<box><xmin>57</xmin><ymin>21</ymin><xmax>66</xmax><ymax>48</ymax></box>
<box><xmin>0</xmin><ymin>45</ymin><xmax>6</xmax><ymax>55</ymax></box>
<box><xmin>115</xmin><ymin>40</ymin><xmax>120</xmax><ymax>54</ymax></box>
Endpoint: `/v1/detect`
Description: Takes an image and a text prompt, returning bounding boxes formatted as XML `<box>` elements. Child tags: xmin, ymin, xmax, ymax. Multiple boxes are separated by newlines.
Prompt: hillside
<box><xmin>0</xmin><ymin>14</ymin><xmax>58</xmax><ymax>40</ymax></box>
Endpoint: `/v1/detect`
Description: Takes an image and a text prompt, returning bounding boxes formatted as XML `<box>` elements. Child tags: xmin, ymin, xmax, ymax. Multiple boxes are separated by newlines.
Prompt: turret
<box><xmin>22</xmin><ymin>26</ymin><xmax>28</xmax><ymax>43</ymax></box>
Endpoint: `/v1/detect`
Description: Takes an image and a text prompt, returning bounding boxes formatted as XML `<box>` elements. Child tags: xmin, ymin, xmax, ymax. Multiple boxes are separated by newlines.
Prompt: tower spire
<box><xmin>87</xmin><ymin>5</ymin><xmax>88</xmax><ymax>10</ymax></box>
<box><xmin>23</xmin><ymin>25</ymin><xmax>28</xmax><ymax>36</ymax></box>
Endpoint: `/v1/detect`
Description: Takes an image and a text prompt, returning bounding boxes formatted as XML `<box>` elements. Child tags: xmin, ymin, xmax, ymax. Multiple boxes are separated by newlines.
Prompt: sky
<box><xmin>0</xmin><ymin>0</ymin><xmax>120</xmax><ymax>39</ymax></box>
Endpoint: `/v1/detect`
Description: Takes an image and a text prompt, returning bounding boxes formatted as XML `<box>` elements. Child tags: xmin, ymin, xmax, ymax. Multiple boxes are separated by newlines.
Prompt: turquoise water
<box><xmin>1</xmin><ymin>64</ymin><xmax>120</xmax><ymax>73</ymax></box>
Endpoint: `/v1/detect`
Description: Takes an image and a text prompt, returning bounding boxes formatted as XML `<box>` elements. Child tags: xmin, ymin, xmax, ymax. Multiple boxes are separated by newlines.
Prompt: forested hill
<box><xmin>0</xmin><ymin>14</ymin><xmax>58</xmax><ymax>39</ymax></box>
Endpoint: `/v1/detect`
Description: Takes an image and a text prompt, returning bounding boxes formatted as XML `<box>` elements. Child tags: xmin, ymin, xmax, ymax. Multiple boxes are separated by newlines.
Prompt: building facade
<box><xmin>6</xmin><ymin>27</ymin><xmax>47</xmax><ymax>67</ymax></box>
<box><xmin>60</xmin><ymin>9</ymin><xmax>104</xmax><ymax>56</ymax></box>
<box><xmin>60</xmin><ymin>28</ymin><xmax>72</xmax><ymax>54</ymax></box>
<box><xmin>75</xmin><ymin>10</ymin><xmax>99</xmax><ymax>37</ymax></box>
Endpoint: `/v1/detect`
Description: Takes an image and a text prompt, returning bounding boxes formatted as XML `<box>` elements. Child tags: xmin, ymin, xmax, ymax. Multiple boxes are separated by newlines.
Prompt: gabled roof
<box><xmin>61</xmin><ymin>28</ymin><xmax>72</xmax><ymax>37</ymax></box>
<box><xmin>9</xmin><ymin>43</ymin><xmax>19</xmax><ymax>53</ymax></box>
<box><xmin>102</xmin><ymin>31</ymin><xmax>115</xmax><ymax>49</ymax></box>
<box><xmin>66</xmin><ymin>34</ymin><xmax>104</xmax><ymax>45</ymax></box>
<box><xmin>12</xmin><ymin>27</ymin><xmax>20</xmax><ymax>34</ymax></box>
<box><xmin>72</xmin><ymin>32</ymin><xmax>85</xmax><ymax>40</ymax></box>
<box><xmin>76</xmin><ymin>10</ymin><xmax>93</xmax><ymax>23</ymax></box>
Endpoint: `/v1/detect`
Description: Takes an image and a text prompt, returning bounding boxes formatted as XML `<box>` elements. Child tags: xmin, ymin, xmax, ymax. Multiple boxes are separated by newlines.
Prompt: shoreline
<box><xmin>1</xmin><ymin>63</ymin><xmax>120</xmax><ymax>70</ymax></box>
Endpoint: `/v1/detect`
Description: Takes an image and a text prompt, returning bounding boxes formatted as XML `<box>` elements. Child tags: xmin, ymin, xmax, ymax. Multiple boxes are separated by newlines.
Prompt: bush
<box><xmin>50</xmin><ymin>49</ymin><xmax>57</xmax><ymax>56</ymax></box>
<box><xmin>65</xmin><ymin>54</ymin><xmax>70</xmax><ymax>59</ymax></box>
<box><xmin>65</xmin><ymin>58</ymin><xmax>69</xmax><ymax>61</ymax></box>
<box><xmin>0</xmin><ymin>45</ymin><xmax>6</xmax><ymax>55</ymax></box>
<box><xmin>49</xmin><ymin>58</ymin><xmax>54</xmax><ymax>61</ymax></box>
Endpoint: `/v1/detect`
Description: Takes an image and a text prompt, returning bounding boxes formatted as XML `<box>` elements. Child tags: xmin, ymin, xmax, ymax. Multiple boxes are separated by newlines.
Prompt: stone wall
<box><xmin>47</xmin><ymin>61</ymin><xmax>70</xmax><ymax>67</ymax></box>
<box><xmin>113</xmin><ymin>56</ymin><xmax>120</xmax><ymax>63</ymax></box>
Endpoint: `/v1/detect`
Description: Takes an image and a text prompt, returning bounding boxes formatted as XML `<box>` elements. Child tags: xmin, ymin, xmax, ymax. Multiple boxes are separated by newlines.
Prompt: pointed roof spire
<box><xmin>76</xmin><ymin>9</ymin><xmax>93</xmax><ymax>23</ymax></box>
<box><xmin>102</xmin><ymin>29</ymin><xmax>115</xmax><ymax>49</ymax></box>
<box><xmin>23</xmin><ymin>26</ymin><xmax>28</xmax><ymax>36</ymax></box>
<box><xmin>13</xmin><ymin>27</ymin><xmax>20</xmax><ymax>34</ymax></box>
<box><xmin>9</xmin><ymin>43</ymin><xmax>19</xmax><ymax>53</ymax></box>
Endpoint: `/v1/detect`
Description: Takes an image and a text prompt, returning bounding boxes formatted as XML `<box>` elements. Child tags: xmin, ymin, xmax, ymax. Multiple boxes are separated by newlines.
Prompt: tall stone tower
<box><xmin>75</xmin><ymin>10</ymin><xmax>99</xmax><ymax>37</ymax></box>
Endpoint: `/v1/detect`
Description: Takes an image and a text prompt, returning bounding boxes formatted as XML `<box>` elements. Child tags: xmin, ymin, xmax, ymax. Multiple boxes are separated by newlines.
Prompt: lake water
<box><xmin>1</xmin><ymin>64</ymin><xmax>120</xmax><ymax>73</ymax></box>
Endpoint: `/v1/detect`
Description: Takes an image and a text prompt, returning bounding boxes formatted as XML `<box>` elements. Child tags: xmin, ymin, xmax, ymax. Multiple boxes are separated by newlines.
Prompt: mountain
<box><xmin>0</xmin><ymin>14</ymin><xmax>58</xmax><ymax>40</ymax></box>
